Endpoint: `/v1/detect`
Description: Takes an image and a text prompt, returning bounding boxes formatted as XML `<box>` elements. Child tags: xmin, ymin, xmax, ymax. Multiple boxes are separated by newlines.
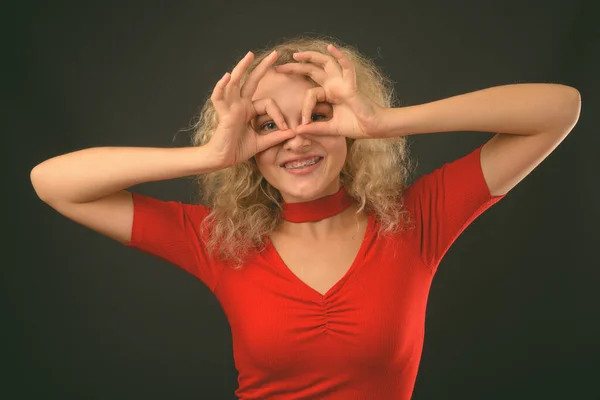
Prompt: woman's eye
<box><xmin>260</xmin><ymin>113</ymin><xmax>328</xmax><ymax>132</ymax></box>
<box><xmin>260</xmin><ymin>121</ymin><xmax>278</xmax><ymax>132</ymax></box>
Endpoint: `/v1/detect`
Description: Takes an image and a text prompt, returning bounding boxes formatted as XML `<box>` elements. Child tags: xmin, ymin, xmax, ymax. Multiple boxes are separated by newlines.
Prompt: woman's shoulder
<box><xmin>131</xmin><ymin>191</ymin><xmax>213</xmax><ymax>220</ymax></box>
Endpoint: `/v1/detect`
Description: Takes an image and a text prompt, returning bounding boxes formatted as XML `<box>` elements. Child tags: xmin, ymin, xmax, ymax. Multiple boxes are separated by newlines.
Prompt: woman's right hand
<box><xmin>208</xmin><ymin>50</ymin><xmax>296</xmax><ymax>168</ymax></box>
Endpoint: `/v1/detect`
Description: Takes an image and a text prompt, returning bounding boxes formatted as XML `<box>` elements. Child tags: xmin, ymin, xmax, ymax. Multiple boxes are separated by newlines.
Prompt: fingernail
<box><xmin>302</xmin><ymin>116</ymin><xmax>307</xmax><ymax>125</ymax></box>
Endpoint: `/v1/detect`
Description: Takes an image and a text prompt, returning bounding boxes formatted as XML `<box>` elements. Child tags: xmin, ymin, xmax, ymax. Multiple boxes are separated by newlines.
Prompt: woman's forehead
<box><xmin>251</xmin><ymin>69</ymin><xmax>316</xmax><ymax>103</ymax></box>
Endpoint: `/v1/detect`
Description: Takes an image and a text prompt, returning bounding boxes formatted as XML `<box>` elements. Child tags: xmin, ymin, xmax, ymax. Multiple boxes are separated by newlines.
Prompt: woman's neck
<box><xmin>276</xmin><ymin>185</ymin><xmax>363</xmax><ymax>239</ymax></box>
<box><xmin>278</xmin><ymin>203</ymin><xmax>365</xmax><ymax>240</ymax></box>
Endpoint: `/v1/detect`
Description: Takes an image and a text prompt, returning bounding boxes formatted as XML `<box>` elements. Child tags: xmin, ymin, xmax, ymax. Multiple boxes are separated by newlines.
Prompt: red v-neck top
<box><xmin>125</xmin><ymin>144</ymin><xmax>505</xmax><ymax>399</ymax></box>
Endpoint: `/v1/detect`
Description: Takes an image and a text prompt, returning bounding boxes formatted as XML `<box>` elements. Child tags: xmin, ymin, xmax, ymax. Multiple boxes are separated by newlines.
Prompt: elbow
<box><xmin>30</xmin><ymin>163</ymin><xmax>54</xmax><ymax>204</ymax></box>
<box><xmin>563</xmin><ymin>85</ymin><xmax>581</xmax><ymax>128</ymax></box>
<box><xmin>567</xmin><ymin>87</ymin><xmax>581</xmax><ymax>131</ymax></box>
<box><xmin>30</xmin><ymin>164</ymin><xmax>45</xmax><ymax>200</ymax></box>
<box><xmin>552</xmin><ymin>85</ymin><xmax>581</xmax><ymax>134</ymax></box>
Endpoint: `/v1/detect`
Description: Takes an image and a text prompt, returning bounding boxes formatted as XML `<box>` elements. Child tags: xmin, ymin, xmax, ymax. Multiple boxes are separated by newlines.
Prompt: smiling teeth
<box><xmin>283</xmin><ymin>156</ymin><xmax>321</xmax><ymax>169</ymax></box>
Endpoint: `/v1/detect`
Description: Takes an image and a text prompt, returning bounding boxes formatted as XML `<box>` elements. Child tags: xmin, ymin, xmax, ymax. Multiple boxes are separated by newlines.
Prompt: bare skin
<box><xmin>268</xmin><ymin>203</ymin><xmax>369</xmax><ymax>296</ymax></box>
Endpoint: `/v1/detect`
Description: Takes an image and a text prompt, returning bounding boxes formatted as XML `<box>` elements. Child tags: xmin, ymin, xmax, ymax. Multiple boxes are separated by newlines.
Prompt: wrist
<box><xmin>379</xmin><ymin>107</ymin><xmax>406</xmax><ymax>138</ymax></box>
<box><xmin>190</xmin><ymin>145</ymin><xmax>230</xmax><ymax>174</ymax></box>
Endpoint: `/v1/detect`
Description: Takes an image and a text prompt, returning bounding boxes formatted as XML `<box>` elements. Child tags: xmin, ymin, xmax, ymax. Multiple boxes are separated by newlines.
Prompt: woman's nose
<box><xmin>285</xmin><ymin>118</ymin><xmax>302</xmax><ymax>132</ymax></box>
<box><xmin>282</xmin><ymin>130</ymin><xmax>313</xmax><ymax>150</ymax></box>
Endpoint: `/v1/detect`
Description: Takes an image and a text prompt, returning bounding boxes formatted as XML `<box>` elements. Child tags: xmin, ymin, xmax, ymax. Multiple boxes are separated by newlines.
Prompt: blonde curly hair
<box><xmin>191</xmin><ymin>35</ymin><xmax>415</xmax><ymax>268</ymax></box>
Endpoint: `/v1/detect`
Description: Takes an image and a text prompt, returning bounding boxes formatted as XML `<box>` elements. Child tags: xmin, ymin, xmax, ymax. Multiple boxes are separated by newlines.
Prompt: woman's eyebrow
<box><xmin>252</xmin><ymin>101</ymin><xmax>332</xmax><ymax>125</ymax></box>
<box><xmin>315</xmin><ymin>101</ymin><xmax>333</xmax><ymax>109</ymax></box>
<box><xmin>254</xmin><ymin>114</ymin><xmax>270</xmax><ymax>124</ymax></box>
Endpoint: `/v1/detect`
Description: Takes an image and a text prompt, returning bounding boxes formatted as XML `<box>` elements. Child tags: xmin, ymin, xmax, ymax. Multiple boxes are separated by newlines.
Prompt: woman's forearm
<box><xmin>383</xmin><ymin>83</ymin><xmax>581</xmax><ymax>137</ymax></box>
<box><xmin>30</xmin><ymin>145</ymin><xmax>224</xmax><ymax>204</ymax></box>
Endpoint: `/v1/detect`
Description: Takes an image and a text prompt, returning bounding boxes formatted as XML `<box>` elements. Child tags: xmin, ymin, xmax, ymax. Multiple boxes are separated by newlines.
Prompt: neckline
<box><xmin>281</xmin><ymin>187</ymin><xmax>356</xmax><ymax>223</ymax></box>
<box><xmin>267</xmin><ymin>213</ymin><xmax>375</xmax><ymax>301</ymax></box>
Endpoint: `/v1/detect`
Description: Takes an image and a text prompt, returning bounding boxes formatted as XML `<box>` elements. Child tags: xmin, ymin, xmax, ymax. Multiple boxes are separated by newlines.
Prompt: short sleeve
<box><xmin>405</xmin><ymin>144</ymin><xmax>506</xmax><ymax>272</ymax></box>
<box><xmin>124</xmin><ymin>192</ymin><xmax>223</xmax><ymax>293</ymax></box>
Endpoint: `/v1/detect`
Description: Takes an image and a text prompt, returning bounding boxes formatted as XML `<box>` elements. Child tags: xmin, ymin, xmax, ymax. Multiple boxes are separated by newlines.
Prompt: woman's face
<box><xmin>251</xmin><ymin>68</ymin><xmax>347</xmax><ymax>203</ymax></box>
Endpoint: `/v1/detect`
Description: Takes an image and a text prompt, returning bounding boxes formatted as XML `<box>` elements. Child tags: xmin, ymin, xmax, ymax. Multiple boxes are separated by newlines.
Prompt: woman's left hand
<box><xmin>274</xmin><ymin>44</ymin><xmax>390</xmax><ymax>139</ymax></box>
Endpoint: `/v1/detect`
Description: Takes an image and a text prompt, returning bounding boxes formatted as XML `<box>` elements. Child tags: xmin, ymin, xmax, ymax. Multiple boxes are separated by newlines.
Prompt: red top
<box><xmin>125</xmin><ymin>144</ymin><xmax>505</xmax><ymax>399</ymax></box>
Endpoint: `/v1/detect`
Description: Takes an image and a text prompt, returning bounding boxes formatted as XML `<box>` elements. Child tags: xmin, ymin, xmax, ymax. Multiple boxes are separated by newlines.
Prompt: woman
<box><xmin>30</xmin><ymin>36</ymin><xmax>581</xmax><ymax>399</ymax></box>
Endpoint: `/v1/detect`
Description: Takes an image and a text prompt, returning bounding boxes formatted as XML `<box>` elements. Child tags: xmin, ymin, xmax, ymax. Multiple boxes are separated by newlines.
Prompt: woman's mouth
<box><xmin>281</xmin><ymin>156</ymin><xmax>323</xmax><ymax>175</ymax></box>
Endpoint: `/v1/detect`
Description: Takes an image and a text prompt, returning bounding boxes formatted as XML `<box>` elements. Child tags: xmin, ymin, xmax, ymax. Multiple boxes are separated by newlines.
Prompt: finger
<box><xmin>240</xmin><ymin>50</ymin><xmax>279</xmax><ymax>98</ymax></box>
<box><xmin>301</xmin><ymin>87</ymin><xmax>326</xmax><ymax>125</ymax></box>
<box><xmin>292</xmin><ymin>51</ymin><xmax>330</xmax><ymax>67</ymax></box>
<box><xmin>274</xmin><ymin>63</ymin><xmax>327</xmax><ymax>86</ymax></box>
<box><xmin>252</xmin><ymin>97</ymin><xmax>288</xmax><ymax>131</ymax></box>
<box><xmin>327</xmin><ymin>44</ymin><xmax>357</xmax><ymax>89</ymax></box>
<box><xmin>296</xmin><ymin>120</ymin><xmax>336</xmax><ymax>136</ymax></box>
<box><xmin>326</xmin><ymin>45</ymin><xmax>354</xmax><ymax>76</ymax></box>
<box><xmin>255</xmin><ymin>129</ymin><xmax>297</xmax><ymax>153</ymax></box>
<box><xmin>226</xmin><ymin>51</ymin><xmax>255</xmax><ymax>98</ymax></box>
<box><xmin>292</xmin><ymin>50</ymin><xmax>341</xmax><ymax>76</ymax></box>
<box><xmin>210</xmin><ymin>72</ymin><xmax>231</xmax><ymax>104</ymax></box>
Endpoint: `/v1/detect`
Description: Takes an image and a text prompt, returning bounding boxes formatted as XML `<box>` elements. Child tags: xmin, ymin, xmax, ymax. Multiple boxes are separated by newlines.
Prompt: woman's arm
<box><xmin>382</xmin><ymin>83</ymin><xmax>582</xmax><ymax>196</ymax></box>
<box><xmin>31</xmin><ymin>145</ymin><xmax>223</xmax><ymax>204</ymax></box>
<box><xmin>275</xmin><ymin>50</ymin><xmax>580</xmax><ymax>197</ymax></box>
<box><xmin>30</xmin><ymin>145</ymin><xmax>225</xmax><ymax>243</ymax></box>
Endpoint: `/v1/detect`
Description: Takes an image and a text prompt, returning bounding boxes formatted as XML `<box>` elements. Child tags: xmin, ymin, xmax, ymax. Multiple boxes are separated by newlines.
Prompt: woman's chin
<box><xmin>278</xmin><ymin>182</ymin><xmax>339</xmax><ymax>204</ymax></box>
<box><xmin>276</xmin><ymin>185</ymin><xmax>315</xmax><ymax>202</ymax></box>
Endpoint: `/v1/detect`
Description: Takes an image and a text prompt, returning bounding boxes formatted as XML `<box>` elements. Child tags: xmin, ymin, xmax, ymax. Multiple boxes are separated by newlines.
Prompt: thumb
<box><xmin>255</xmin><ymin>129</ymin><xmax>296</xmax><ymax>153</ymax></box>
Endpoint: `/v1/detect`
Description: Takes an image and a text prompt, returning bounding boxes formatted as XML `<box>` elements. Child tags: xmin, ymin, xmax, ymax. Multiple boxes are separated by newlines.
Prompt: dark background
<box><xmin>6</xmin><ymin>0</ymin><xmax>599</xmax><ymax>399</ymax></box>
